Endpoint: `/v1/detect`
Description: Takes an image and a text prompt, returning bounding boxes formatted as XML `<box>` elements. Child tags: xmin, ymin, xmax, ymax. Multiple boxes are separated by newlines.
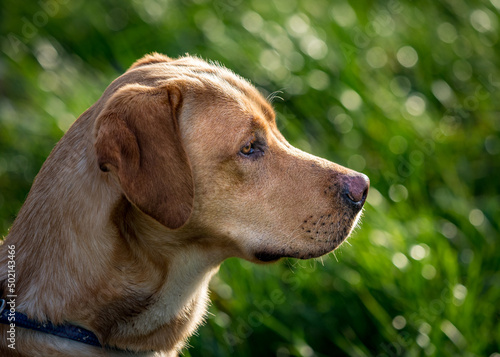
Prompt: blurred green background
<box><xmin>1</xmin><ymin>0</ymin><xmax>499</xmax><ymax>356</ymax></box>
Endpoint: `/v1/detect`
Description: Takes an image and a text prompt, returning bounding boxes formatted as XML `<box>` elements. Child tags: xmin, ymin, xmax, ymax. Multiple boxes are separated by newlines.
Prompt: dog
<box><xmin>0</xmin><ymin>53</ymin><xmax>369</xmax><ymax>356</ymax></box>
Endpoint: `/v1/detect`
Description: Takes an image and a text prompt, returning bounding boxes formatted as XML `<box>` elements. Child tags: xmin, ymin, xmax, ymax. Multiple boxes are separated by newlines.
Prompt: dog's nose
<box><xmin>344</xmin><ymin>174</ymin><xmax>370</xmax><ymax>205</ymax></box>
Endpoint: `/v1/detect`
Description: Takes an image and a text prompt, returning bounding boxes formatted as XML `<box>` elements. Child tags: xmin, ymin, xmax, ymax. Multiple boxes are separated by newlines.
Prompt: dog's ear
<box><xmin>94</xmin><ymin>84</ymin><xmax>193</xmax><ymax>229</ymax></box>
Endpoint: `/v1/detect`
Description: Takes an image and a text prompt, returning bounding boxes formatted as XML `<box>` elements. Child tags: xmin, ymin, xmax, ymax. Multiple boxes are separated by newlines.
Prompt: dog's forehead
<box><xmin>131</xmin><ymin>56</ymin><xmax>276</xmax><ymax>124</ymax></box>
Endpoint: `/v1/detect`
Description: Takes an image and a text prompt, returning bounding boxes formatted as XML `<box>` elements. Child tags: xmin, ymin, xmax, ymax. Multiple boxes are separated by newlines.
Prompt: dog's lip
<box><xmin>254</xmin><ymin>251</ymin><xmax>294</xmax><ymax>262</ymax></box>
<box><xmin>254</xmin><ymin>241</ymin><xmax>341</xmax><ymax>262</ymax></box>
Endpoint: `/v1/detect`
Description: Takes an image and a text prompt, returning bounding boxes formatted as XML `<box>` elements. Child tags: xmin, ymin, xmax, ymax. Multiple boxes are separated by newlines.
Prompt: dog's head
<box><xmin>94</xmin><ymin>53</ymin><xmax>369</xmax><ymax>263</ymax></box>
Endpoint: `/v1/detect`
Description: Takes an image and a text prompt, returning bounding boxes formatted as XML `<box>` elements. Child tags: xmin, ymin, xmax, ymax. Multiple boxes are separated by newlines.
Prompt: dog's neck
<box><xmin>2</xmin><ymin>111</ymin><xmax>221</xmax><ymax>355</ymax></box>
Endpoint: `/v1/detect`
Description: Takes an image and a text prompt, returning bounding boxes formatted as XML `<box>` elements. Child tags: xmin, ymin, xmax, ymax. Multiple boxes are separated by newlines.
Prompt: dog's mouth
<box><xmin>253</xmin><ymin>208</ymin><xmax>364</xmax><ymax>263</ymax></box>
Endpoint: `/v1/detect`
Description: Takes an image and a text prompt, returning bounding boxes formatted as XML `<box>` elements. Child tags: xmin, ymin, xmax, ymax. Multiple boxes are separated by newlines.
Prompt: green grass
<box><xmin>1</xmin><ymin>0</ymin><xmax>499</xmax><ymax>356</ymax></box>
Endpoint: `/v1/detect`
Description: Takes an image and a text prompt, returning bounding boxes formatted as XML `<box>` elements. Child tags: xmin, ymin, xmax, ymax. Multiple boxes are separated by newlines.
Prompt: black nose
<box><xmin>344</xmin><ymin>174</ymin><xmax>369</xmax><ymax>206</ymax></box>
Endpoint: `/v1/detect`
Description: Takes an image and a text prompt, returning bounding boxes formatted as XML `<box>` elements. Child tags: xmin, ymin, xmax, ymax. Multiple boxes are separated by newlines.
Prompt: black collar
<box><xmin>0</xmin><ymin>298</ymin><xmax>102</xmax><ymax>348</ymax></box>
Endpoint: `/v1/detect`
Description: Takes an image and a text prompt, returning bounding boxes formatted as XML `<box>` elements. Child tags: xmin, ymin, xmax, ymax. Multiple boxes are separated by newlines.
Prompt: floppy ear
<box><xmin>94</xmin><ymin>83</ymin><xmax>193</xmax><ymax>229</ymax></box>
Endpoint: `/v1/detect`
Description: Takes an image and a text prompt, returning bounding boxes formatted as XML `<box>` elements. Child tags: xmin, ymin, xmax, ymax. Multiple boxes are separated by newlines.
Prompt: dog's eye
<box><xmin>240</xmin><ymin>142</ymin><xmax>255</xmax><ymax>156</ymax></box>
<box><xmin>240</xmin><ymin>137</ymin><xmax>264</xmax><ymax>158</ymax></box>
<box><xmin>239</xmin><ymin>136</ymin><xmax>267</xmax><ymax>159</ymax></box>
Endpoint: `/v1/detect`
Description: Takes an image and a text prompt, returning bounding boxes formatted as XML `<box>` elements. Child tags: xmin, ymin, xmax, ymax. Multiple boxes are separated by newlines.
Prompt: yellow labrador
<box><xmin>0</xmin><ymin>53</ymin><xmax>369</xmax><ymax>356</ymax></box>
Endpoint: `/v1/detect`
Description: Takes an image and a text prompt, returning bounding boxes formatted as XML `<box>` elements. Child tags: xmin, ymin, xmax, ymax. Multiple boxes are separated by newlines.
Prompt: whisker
<box><xmin>312</xmin><ymin>216</ymin><xmax>326</xmax><ymax>240</ymax></box>
<box><xmin>267</xmin><ymin>90</ymin><xmax>284</xmax><ymax>103</ymax></box>
<box><xmin>283</xmin><ymin>220</ymin><xmax>307</xmax><ymax>245</ymax></box>
<box><xmin>331</xmin><ymin>251</ymin><xmax>339</xmax><ymax>262</ymax></box>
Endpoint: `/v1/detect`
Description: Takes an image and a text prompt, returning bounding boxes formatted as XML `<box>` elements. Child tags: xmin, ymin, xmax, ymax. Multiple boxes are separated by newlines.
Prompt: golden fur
<box><xmin>0</xmin><ymin>53</ymin><xmax>368</xmax><ymax>356</ymax></box>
